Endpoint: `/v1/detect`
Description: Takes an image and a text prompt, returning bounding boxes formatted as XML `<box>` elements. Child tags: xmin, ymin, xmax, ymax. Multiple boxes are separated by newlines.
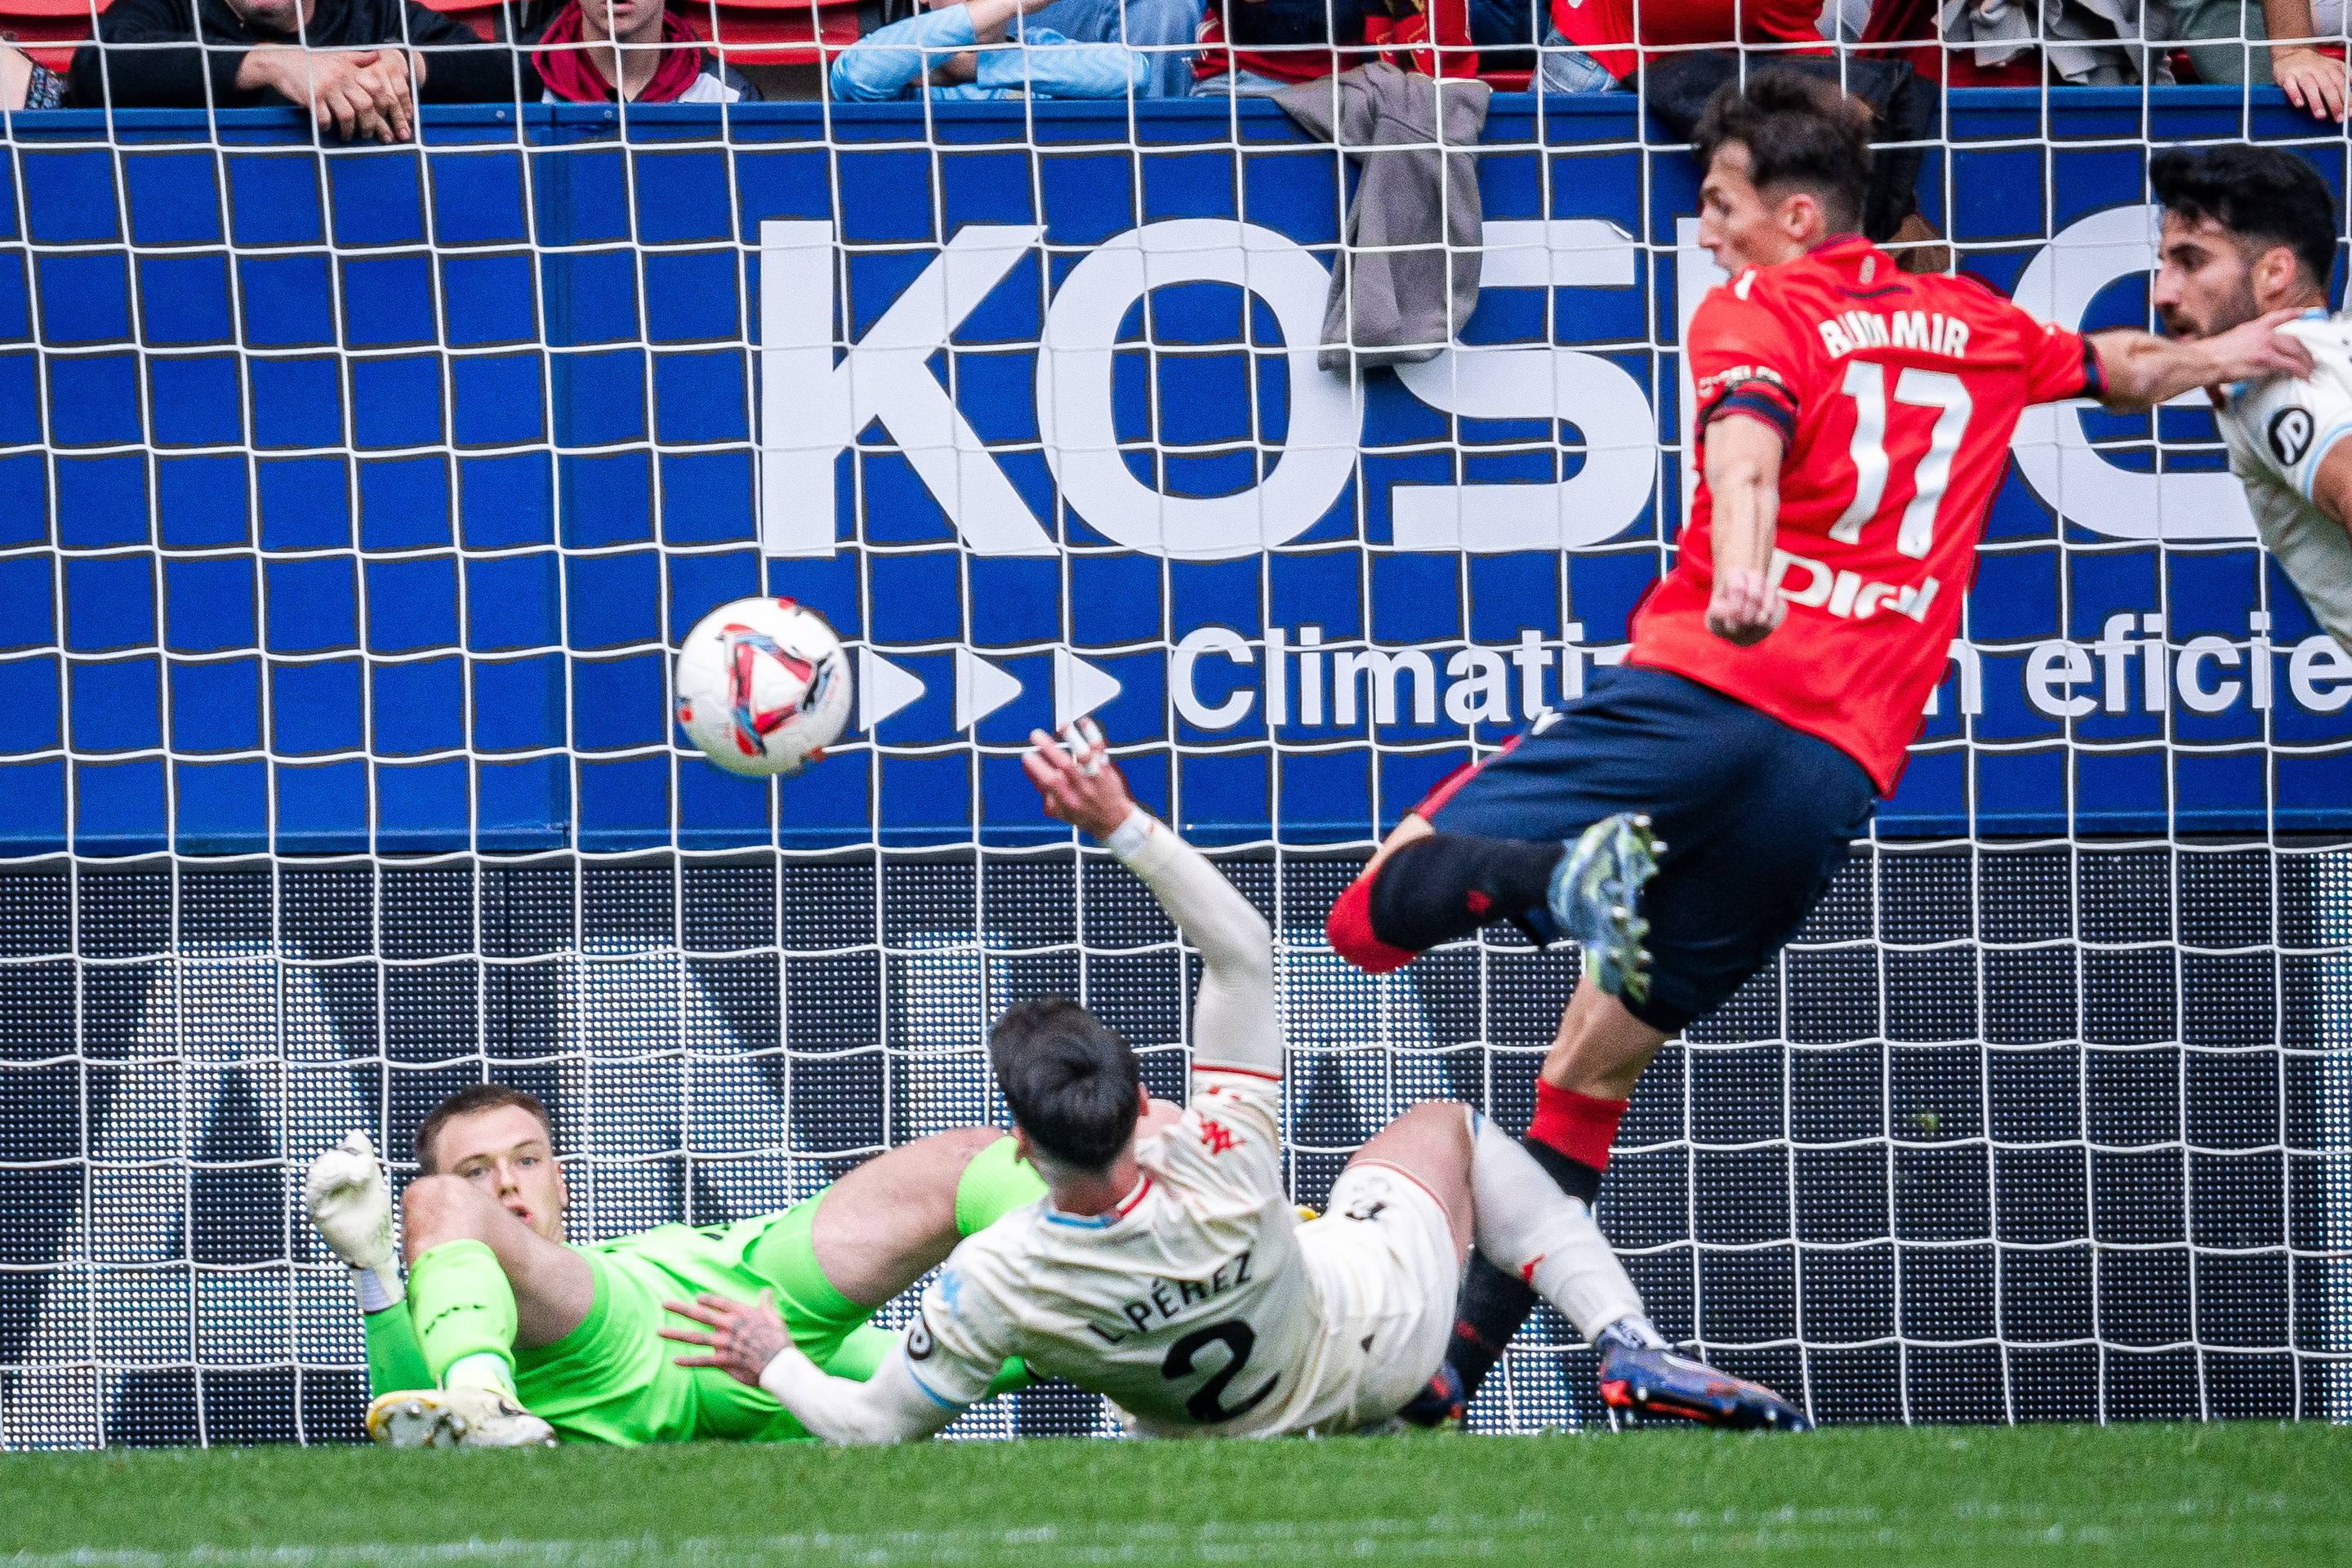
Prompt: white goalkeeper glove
<box><xmin>304</xmin><ymin>1129</ymin><xmax>403</xmax><ymax>1312</ymax></box>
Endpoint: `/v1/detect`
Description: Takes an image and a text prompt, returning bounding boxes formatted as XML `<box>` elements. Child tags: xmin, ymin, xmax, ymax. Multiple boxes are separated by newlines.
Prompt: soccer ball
<box><xmin>675</xmin><ymin>598</ymin><xmax>852</xmax><ymax>777</ymax></box>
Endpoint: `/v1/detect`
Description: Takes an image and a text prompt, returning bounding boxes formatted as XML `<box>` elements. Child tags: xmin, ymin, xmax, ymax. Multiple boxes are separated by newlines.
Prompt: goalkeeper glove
<box><xmin>305</xmin><ymin>1129</ymin><xmax>403</xmax><ymax>1312</ymax></box>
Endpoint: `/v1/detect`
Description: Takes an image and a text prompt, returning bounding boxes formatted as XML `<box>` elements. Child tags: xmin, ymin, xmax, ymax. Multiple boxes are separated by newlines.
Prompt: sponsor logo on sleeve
<box><xmin>1695</xmin><ymin>364</ymin><xmax>1785</xmax><ymax>403</ymax></box>
<box><xmin>2270</xmin><ymin>405</ymin><xmax>2314</xmax><ymax>468</ymax></box>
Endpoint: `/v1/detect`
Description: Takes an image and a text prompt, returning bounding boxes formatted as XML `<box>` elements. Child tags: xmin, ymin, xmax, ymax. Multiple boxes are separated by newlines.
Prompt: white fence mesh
<box><xmin>0</xmin><ymin>44</ymin><xmax>2350</xmax><ymax>1442</ymax></box>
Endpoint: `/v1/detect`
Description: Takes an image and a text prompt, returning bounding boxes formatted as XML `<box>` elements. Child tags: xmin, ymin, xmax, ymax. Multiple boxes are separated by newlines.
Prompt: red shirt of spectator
<box><xmin>1552</xmin><ymin>0</ymin><xmax>1828</xmax><ymax>82</ymax></box>
<box><xmin>1629</xmin><ymin>236</ymin><xmax>2104</xmax><ymax>792</ymax></box>
<box><xmin>1192</xmin><ymin>0</ymin><xmax>1472</xmax><ymax>85</ymax></box>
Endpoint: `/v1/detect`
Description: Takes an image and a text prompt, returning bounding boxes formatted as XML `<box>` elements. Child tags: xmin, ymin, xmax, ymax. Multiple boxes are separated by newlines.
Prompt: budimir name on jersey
<box><xmin>1815</xmin><ymin>310</ymin><xmax>1971</xmax><ymax>360</ymax></box>
<box><xmin>1085</xmin><ymin>1249</ymin><xmax>1256</xmax><ymax>1344</ymax></box>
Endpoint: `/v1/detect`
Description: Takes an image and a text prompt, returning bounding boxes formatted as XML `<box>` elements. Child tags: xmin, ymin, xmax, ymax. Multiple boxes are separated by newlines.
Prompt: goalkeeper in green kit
<box><xmin>302</xmin><ymin>1084</ymin><xmax>1050</xmax><ymax>1447</ymax></box>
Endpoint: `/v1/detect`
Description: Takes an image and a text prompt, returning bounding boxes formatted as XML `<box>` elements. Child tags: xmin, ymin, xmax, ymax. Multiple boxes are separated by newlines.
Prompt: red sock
<box><xmin>1325</xmin><ymin>877</ymin><xmax>1415</xmax><ymax>974</ymax></box>
<box><xmin>1526</xmin><ymin>1083</ymin><xmax>1628</xmax><ymax>1174</ymax></box>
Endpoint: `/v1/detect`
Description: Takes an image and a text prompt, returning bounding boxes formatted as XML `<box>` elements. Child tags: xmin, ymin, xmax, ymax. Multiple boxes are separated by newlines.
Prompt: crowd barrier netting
<box><xmin>0</xmin><ymin>91</ymin><xmax>2349</xmax><ymax>1445</ymax></box>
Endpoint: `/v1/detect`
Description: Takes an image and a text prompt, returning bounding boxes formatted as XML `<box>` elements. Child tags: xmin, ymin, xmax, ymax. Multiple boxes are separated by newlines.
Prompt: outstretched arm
<box><xmin>1023</xmin><ymin>723</ymin><xmax>1281</xmax><ymax>1078</ymax></box>
<box><xmin>2090</xmin><ymin>310</ymin><xmax>2314</xmax><ymax>412</ymax></box>
<box><xmin>665</xmin><ymin>1290</ymin><xmax>964</xmax><ymax>1446</ymax></box>
<box><xmin>305</xmin><ymin>1132</ymin><xmax>434</xmax><ymax>1394</ymax></box>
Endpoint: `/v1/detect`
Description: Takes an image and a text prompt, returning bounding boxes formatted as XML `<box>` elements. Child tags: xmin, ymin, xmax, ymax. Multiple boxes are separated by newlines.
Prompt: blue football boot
<box><xmin>1546</xmin><ymin>813</ymin><xmax>1663</xmax><ymax>1005</ymax></box>
<box><xmin>1596</xmin><ymin>1338</ymin><xmax>1811</xmax><ymax>1432</ymax></box>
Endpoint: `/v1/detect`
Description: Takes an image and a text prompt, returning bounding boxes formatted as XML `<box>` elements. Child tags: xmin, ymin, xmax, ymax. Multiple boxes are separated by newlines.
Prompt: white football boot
<box><xmin>366</xmin><ymin>1387</ymin><xmax>556</xmax><ymax>1449</ymax></box>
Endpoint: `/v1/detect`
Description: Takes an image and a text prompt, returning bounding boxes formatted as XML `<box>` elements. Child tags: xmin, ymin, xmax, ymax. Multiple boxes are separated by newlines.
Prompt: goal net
<box><xmin>1</xmin><ymin>75</ymin><xmax>2350</xmax><ymax>1446</ymax></box>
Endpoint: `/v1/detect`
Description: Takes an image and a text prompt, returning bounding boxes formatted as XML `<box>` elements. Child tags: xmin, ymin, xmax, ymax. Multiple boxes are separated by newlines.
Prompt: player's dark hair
<box><xmin>1691</xmin><ymin>69</ymin><xmax>1873</xmax><ymax>237</ymax></box>
<box><xmin>990</xmin><ymin>997</ymin><xmax>1141</xmax><ymax>1172</ymax></box>
<box><xmin>414</xmin><ymin>1083</ymin><xmax>555</xmax><ymax>1172</ymax></box>
<box><xmin>2150</xmin><ymin>144</ymin><xmax>2339</xmax><ymax>293</ymax></box>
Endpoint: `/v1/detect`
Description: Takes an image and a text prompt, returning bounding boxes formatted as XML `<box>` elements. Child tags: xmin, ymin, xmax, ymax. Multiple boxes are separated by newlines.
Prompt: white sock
<box><xmin>444</xmin><ymin>1352</ymin><xmax>519</xmax><ymax>1400</ymax></box>
<box><xmin>1468</xmin><ymin>1113</ymin><xmax>1646</xmax><ymax>1343</ymax></box>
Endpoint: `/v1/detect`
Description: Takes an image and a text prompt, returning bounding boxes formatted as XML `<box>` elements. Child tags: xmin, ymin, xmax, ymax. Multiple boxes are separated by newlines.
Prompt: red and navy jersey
<box><xmin>1629</xmin><ymin>235</ymin><xmax>2105</xmax><ymax>794</ymax></box>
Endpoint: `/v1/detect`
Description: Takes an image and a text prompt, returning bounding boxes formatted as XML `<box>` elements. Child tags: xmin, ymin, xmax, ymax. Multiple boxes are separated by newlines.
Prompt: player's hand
<box><xmin>302</xmin><ymin>1130</ymin><xmax>396</xmax><ymax>1272</ymax></box>
<box><xmin>2199</xmin><ymin>308</ymin><xmax>2319</xmax><ymax>384</ymax></box>
<box><xmin>662</xmin><ymin>1289</ymin><xmax>791</xmax><ymax>1388</ymax></box>
<box><xmin>2274</xmin><ymin>47</ymin><xmax>2349</xmax><ymax>122</ymax></box>
<box><xmin>1022</xmin><ymin>719</ymin><xmax>1136</xmax><ymax>840</ymax></box>
<box><xmin>1706</xmin><ymin>566</ymin><xmax>1784</xmax><ymax>646</ymax></box>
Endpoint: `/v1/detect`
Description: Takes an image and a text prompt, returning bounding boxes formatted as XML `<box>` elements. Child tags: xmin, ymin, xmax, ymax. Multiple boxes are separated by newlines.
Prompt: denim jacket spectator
<box><xmin>831</xmin><ymin>6</ymin><xmax>1148</xmax><ymax>100</ymax></box>
<box><xmin>69</xmin><ymin>0</ymin><xmax>527</xmax><ymax>108</ymax></box>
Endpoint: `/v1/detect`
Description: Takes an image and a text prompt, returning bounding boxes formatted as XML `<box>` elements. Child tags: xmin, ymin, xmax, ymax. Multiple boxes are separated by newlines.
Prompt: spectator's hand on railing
<box><xmin>238</xmin><ymin>45</ymin><xmax>418</xmax><ymax>144</ymax></box>
<box><xmin>2273</xmin><ymin>47</ymin><xmax>2348</xmax><ymax>122</ymax></box>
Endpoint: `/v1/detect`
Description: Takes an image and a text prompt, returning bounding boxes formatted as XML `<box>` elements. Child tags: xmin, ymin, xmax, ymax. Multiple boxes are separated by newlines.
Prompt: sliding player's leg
<box><xmin>1459</xmin><ymin>1108</ymin><xmax>1806</xmax><ymax>1429</ymax></box>
<box><xmin>1423</xmin><ymin>983</ymin><xmax>1666</xmax><ymax>1414</ymax></box>
<box><xmin>1286</xmin><ymin>1102</ymin><xmax>1477</xmax><ymax>1431</ymax></box>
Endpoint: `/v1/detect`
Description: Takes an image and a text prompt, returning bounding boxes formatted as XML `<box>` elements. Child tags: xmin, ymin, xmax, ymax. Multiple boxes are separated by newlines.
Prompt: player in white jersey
<box><xmin>2151</xmin><ymin>144</ymin><xmax>2352</xmax><ymax>651</ymax></box>
<box><xmin>662</xmin><ymin>722</ymin><xmax>1808</xmax><ymax>1437</ymax></box>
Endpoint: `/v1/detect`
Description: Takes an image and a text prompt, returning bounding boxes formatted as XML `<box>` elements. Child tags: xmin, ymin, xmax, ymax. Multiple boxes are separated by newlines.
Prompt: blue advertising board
<box><xmin>0</xmin><ymin>91</ymin><xmax>2346</xmax><ymax>855</ymax></box>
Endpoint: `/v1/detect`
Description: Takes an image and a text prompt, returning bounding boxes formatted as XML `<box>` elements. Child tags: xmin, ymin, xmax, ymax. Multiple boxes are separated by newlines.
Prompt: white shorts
<box><xmin>1289</xmin><ymin>1161</ymin><xmax>1463</xmax><ymax>1431</ymax></box>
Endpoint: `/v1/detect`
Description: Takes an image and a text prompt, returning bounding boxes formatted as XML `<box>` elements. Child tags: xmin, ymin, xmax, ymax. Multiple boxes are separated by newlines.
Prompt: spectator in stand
<box><xmin>2268</xmin><ymin>0</ymin><xmax>2351</xmax><ymax>115</ymax></box>
<box><xmin>1863</xmin><ymin>0</ymin><xmax>2346</xmax><ymax>113</ymax></box>
<box><xmin>527</xmin><ymin>0</ymin><xmax>759</xmax><ymax>101</ymax></box>
<box><xmin>1192</xmin><ymin>0</ymin><xmax>1371</xmax><ymax>93</ymax></box>
<box><xmin>1026</xmin><ymin>0</ymin><xmax>1204</xmax><ymax>95</ymax></box>
<box><xmin>831</xmin><ymin>0</ymin><xmax>1148</xmax><ymax>99</ymax></box>
<box><xmin>0</xmin><ymin>43</ymin><xmax>67</xmax><ymax>106</ymax></box>
<box><xmin>2158</xmin><ymin>0</ymin><xmax>2346</xmax><ymax>111</ymax></box>
<box><xmin>1535</xmin><ymin>0</ymin><xmax>1824</xmax><ymax>90</ymax></box>
<box><xmin>69</xmin><ymin>0</ymin><xmax>526</xmax><ymax>140</ymax></box>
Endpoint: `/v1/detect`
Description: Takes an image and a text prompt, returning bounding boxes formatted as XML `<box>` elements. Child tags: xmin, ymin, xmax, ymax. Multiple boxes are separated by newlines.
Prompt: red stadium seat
<box><xmin>686</xmin><ymin>0</ymin><xmax>861</xmax><ymax>66</ymax></box>
<box><xmin>411</xmin><ymin>0</ymin><xmax>509</xmax><ymax>40</ymax></box>
<box><xmin>0</xmin><ymin>0</ymin><xmax>105</xmax><ymax>74</ymax></box>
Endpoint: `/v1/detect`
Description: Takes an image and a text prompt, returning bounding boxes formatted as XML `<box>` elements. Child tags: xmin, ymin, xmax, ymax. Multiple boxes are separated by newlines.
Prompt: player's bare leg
<box><xmin>1341</xmin><ymin>1101</ymin><xmax>1477</xmax><ymax>1262</ymax></box>
<box><xmin>1544</xmin><ymin>977</ymin><xmax>1671</xmax><ymax>1102</ymax></box>
<box><xmin>810</xmin><ymin>1127</ymin><xmax>1013</xmax><ymax>1307</ymax></box>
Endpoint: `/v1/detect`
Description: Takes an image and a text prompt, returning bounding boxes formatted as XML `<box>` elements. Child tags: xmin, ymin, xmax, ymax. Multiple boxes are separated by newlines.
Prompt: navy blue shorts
<box><xmin>1419</xmin><ymin>665</ymin><xmax>1879</xmax><ymax>1034</ymax></box>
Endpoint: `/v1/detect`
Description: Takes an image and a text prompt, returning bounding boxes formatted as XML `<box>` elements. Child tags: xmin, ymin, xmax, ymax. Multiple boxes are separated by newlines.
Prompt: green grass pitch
<box><xmin>2</xmin><ymin>1423</ymin><xmax>2347</xmax><ymax>1566</ymax></box>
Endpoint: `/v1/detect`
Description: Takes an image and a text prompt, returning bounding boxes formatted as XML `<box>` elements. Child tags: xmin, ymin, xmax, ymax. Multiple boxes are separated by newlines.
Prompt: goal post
<box><xmin>1</xmin><ymin>88</ymin><xmax>2349</xmax><ymax>1446</ymax></box>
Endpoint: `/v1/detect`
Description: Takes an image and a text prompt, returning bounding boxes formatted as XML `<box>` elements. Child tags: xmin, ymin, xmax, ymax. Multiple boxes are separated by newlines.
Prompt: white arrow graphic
<box><xmin>1054</xmin><ymin>648</ymin><xmax>1123</xmax><ymax>730</ymax></box>
<box><xmin>858</xmin><ymin>647</ymin><xmax>927</xmax><ymax>732</ymax></box>
<box><xmin>955</xmin><ymin>648</ymin><xmax>1022</xmax><ymax>731</ymax></box>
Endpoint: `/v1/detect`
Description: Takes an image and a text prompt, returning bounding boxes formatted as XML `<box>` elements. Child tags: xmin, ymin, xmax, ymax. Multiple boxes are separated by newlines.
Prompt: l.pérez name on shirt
<box><xmin>1086</xmin><ymin>1249</ymin><xmax>1255</xmax><ymax>1345</ymax></box>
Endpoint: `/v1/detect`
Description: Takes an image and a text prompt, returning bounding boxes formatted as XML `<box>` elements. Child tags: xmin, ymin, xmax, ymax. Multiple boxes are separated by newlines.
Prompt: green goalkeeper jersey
<box><xmin>364</xmin><ymin>1136</ymin><xmax>1044</xmax><ymax>1444</ymax></box>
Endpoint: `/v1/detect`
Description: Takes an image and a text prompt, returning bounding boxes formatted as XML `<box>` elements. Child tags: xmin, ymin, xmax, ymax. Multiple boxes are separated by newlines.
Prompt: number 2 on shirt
<box><xmin>1828</xmin><ymin>362</ymin><xmax>1974</xmax><ymax>559</ymax></box>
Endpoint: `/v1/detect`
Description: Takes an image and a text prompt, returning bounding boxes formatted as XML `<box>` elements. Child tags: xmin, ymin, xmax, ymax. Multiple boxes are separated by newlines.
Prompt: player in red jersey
<box><xmin>1324</xmin><ymin>71</ymin><xmax>2314</xmax><ymax>1429</ymax></box>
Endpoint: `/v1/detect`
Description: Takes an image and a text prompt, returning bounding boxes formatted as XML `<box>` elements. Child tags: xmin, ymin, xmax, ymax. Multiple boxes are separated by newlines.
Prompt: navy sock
<box><xmin>1367</xmin><ymin>834</ymin><xmax>1561</xmax><ymax>953</ymax></box>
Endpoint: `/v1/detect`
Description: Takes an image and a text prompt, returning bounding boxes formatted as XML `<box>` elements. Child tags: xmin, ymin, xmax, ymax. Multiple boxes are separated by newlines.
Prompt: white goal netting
<box><xmin>2</xmin><ymin>60</ymin><xmax>2350</xmax><ymax>1446</ymax></box>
